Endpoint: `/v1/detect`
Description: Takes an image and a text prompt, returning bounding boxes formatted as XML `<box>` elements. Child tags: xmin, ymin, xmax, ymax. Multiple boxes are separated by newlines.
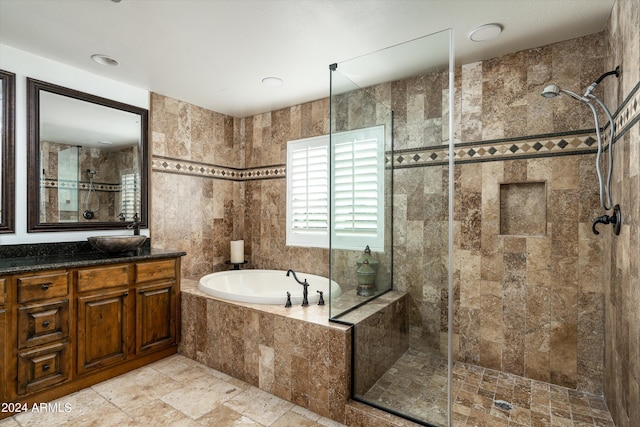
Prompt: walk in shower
<box><xmin>328</xmin><ymin>30</ymin><xmax>454</xmax><ymax>426</ymax></box>
<box><xmin>327</xmin><ymin>27</ymin><xmax>619</xmax><ymax>427</ymax></box>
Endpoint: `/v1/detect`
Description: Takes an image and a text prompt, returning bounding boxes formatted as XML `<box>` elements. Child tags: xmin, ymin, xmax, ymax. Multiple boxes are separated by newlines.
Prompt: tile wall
<box><xmin>179</xmin><ymin>279</ymin><xmax>352</xmax><ymax>423</ymax></box>
<box><xmin>150</xmin><ymin>30</ymin><xmax>621</xmax><ymax>399</ymax></box>
<box><xmin>602</xmin><ymin>0</ymin><xmax>640</xmax><ymax>426</ymax></box>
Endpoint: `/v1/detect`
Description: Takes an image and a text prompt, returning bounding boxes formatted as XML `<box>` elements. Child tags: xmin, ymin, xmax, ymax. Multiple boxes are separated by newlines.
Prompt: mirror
<box><xmin>0</xmin><ymin>69</ymin><xmax>16</xmax><ymax>233</ymax></box>
<box><xmin>27</xmin><ymin>78</ymin><xmax>149</xmax><ymax>232</ymax></box>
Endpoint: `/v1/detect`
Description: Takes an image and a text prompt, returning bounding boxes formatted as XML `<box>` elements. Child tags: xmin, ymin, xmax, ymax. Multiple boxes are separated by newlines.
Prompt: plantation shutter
<box><xmin>290</xmin><ymin>144</ymin><xmax>329</xmax><ymax>232</ymax></box>
<box><xmin>334</xmin><ymin>137</ymin><xmax>379</xmax><ymax>234</ymax></box>
<box><xmin>286</xmin><ymin>125</ymin><xmax>384</xmax><ymax>250</ymax></box>
<box><xmin>120</xmin><ymin>171</ymin><xmax>139</xmax><ymax>221</ymax></box>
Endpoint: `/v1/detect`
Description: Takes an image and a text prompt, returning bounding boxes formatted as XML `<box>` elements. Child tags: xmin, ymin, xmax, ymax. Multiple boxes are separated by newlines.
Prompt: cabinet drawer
<box><xmin>17</xmin><ymin>341</ymin><xmax>70</xmax><ymax>395</ymax></box>
<box><xmin>136</xmin><ymin>259</ymin><xmax>176</xmax><ymax>283</ymax></box>
<box><xmin>18</xmin><ymin>300</ymin><xmax>69</xmax><ymax>349</ymax></box>
<box><xmin>0</xmin><ymin>277</ymin><xmax>5</xmax><ymax>305</ymax></box>
<box><xmin>17</xmin><ymin>272</ymin><xmax>68</xmax><ymax>303</ymax></box>
<box><xmin>77</xmin><ymin>264</ymin><xmax>130</xmax><ymax>293</ymax></box>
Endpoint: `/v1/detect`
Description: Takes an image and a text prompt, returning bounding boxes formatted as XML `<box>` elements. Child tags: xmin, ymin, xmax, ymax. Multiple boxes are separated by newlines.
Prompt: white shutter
<box><xmin>286</xmin><ymin>126</ymin><xmax>384</xmax><ymax>250</ymax></box>
<box><xmin>331</xmin><ymin>125</ymin><xmax>385</xmax><ymax>251</ymax></box>
<box><xmin>121</xmin><ymin>171</ymin><xmax>139</xmax><ymax>220</ymax></box>
<box><xmin>286</xmin><ymin>135</ymin><xmax>330</xmax><ymax>247</ymax></box>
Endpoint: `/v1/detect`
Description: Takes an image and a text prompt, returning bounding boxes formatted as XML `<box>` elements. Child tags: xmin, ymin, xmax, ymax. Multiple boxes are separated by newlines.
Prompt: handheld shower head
<box><xmin>541</xmin><ymin>84</ymin><xmax>560</xmax><ymax>98</ymax></box>
<box><xmin>540</xmin><ymin>84</ymin><xmax>584</xmax><ymax>102</ymax></box>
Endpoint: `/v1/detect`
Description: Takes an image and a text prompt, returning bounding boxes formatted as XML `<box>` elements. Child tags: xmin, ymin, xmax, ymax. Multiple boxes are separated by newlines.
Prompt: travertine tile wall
<box><xmin>179</xmin><ymin>279</ymin><xmax>352</xmax><ymax>423</ymax></box>
<box><xmin>451</xmin><ymin>33</ymin><xmax>608</xmax><ymax>393</ymax></box>
<box><xmin>150</xmin><ymin>93</ymin><xmax>241</xmax><ymax>277</ymax></box>
<box><xmin>239</xmin><ymin>101</ymin><xmax>330</xmax><ymax>275</ymax></box>
<box><xmin>602</xmin><ymin>0</ymin><xmax>640</xmax><ymax>425</ymax></box>
<box><xmin>150</xmin><ymin>29</ymin><xmax>622</xmax><ymax>399</ymax></box>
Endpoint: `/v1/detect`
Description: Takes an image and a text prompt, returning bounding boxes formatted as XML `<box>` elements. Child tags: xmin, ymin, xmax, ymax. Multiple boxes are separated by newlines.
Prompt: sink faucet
<box><xmin>286</xmin><ymin>269</ymin><xmax>309</xmax><ymax>306</ymax></box>
<box><xmin>121</xmin><ymin>212</ymin><xmax>141</xmax><ymax>235</ymax></box>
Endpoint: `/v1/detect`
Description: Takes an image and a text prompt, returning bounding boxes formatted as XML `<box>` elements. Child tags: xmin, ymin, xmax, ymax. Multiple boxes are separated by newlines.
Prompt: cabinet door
<box><xmin>77</xmin><ymin>289</ymin><xmax>129</xmax><ymax>375</ymax></box>
<box><xmin>18</xmin><ymin>300</ymin><xmax>69</xmax><ymax>349</ymax></box>
<box><xmin>136</xmin><ymin>282</ymin><xmax>176</xmax><ymax>354</ymax></box>
<box><xmin>17</xmin><ymin>341</ymin><xmax>70</xmax><ymax>395</ymax></box>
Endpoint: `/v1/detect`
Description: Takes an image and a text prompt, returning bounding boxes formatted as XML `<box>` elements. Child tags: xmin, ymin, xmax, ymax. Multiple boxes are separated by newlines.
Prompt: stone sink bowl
<box><xmin>88</xmin><ymin>235</ymin><xmax>147</xmax><ymax>255</ymax></box>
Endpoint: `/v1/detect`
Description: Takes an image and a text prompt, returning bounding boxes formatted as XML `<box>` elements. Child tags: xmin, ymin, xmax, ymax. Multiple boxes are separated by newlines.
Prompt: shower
<box><xmin>541</xmin><ymin>66</ymin><xmax>621</xmax><ymax>235</ymax></box>
<box><xmin>82</xmin><ymin>168</ymin><xmax>100</xmax><ymax>220</ymax></box>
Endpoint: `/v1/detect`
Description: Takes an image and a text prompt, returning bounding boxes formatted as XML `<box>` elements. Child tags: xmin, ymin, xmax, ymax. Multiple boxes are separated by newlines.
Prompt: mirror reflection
<box><xmin>27</xmin><ymin>78</ymin><xmax>148</xmax><ymax>232</ymax></box>
<box><xmin>0</xmin><ymin>69</ymin><xmax>16</xmax><ymax>234</ymax></box>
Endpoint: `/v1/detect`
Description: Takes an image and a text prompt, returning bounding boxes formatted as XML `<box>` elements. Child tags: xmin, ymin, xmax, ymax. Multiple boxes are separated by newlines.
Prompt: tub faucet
<box><xmin>126</xmin><ymin>213</ymin><xmax>141</xmax><ymax>236</ymax></box>
<box><xmin>286</xmin><ymin>269</ymin><xmax>309</xmax><ymax>306</ymax></box>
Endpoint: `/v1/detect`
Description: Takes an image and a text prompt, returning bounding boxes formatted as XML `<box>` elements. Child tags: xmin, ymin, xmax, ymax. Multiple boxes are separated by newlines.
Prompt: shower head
<box><xmin>541</xmin><ymin>84</ymin><xmax>585</xmax><ymax>102</ymax></box>
<box><xmin>541</xmin><ymin>84</ymin><xmax>560</xmax><ymax>98</ymax></box>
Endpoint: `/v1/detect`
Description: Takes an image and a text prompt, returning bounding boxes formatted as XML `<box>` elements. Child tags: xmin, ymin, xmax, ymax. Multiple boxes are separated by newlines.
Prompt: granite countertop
<box><xmin>0</xmin><ymin>240</ymin><xmax>186</xmax><ymax>275</ymax></box>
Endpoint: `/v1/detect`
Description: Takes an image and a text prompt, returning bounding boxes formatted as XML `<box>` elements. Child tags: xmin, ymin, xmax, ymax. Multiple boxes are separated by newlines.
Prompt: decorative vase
<box><xmin>356</xmin><ymin>245</ymin><xmax>379</xmax><ymax>296</ymax></box>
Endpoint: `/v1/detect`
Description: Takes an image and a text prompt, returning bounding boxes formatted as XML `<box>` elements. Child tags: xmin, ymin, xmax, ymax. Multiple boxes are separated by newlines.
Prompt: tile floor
<box><xmin>1</xmin><ymin>351</ymin><xmax>618</xmax><ymax>427</ymax></box>
<box><xmin>361</xmin><ymin>348</ymin><xmax>617</xmax><ymax>427</ymax></box>
<box><xmin>0</xmin><ymin>354</ymin><xmax>346</xmax><ymax>427</ymax></box>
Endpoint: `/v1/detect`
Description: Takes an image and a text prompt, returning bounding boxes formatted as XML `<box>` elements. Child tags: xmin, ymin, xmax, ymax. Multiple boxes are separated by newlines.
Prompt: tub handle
<box><xmin>317</xmin><ymin>290</ymin><xmax>325</xmax><ymax>306</ymax></box>
<box><xmin>285</xmin><ymin>291</ymin><xmax>292</xmax><ymax>308</ymax></box>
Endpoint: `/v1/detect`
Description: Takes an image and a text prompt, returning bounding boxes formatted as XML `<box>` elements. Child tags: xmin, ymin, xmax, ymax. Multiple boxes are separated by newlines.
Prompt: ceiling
<box><xmin>0</xmin><ymin>0</ymin><xmax>615</xmax><ymax>118</ymax></box>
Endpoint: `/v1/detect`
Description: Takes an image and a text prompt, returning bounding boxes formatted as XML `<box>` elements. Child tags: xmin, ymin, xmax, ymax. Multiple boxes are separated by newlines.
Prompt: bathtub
<box><xmin>198</xmin><ymin>269</ymin><xmax>342</xmax><ymax>305</ymax></box>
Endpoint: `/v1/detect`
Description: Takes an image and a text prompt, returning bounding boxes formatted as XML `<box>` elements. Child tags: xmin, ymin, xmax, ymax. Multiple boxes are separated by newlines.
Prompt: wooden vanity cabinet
<box><xmin>135</xmin><ymin>259</ymin><xmax>178</xmax><ymax>354</ymax></box>
<box><xmin>0</xmin><ymin>256</ymin><xmax>181</xmax><ymax>417</ymax></box>
<box><xmin>76</xmin><ymin>264</ymin><xmax>131</xmax><ymax>375</ymax></box>
<box><xmin>5</xmin><ymin>270</ymin><xmax>73</xmax><ymax>399</ymax></box>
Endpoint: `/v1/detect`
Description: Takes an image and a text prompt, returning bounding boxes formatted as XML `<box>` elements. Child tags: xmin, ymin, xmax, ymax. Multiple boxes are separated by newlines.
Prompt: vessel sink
<box><xmin>88</xmin><ymin>235</ymin><xmax>147</xmax><ymax>254</ymax></box>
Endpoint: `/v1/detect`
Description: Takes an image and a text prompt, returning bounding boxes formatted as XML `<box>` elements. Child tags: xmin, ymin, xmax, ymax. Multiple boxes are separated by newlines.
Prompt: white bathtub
<box><xmin>198</xmin><ymin>269</ymin><xmax>342</xmax><ymax>305</ymax></box>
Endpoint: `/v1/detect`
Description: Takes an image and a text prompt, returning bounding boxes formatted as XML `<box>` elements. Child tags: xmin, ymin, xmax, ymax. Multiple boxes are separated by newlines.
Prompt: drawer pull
<box><xmin>41</xmin><ymin>283</ymin><xmax>52</xmax><ymax>290</ymax></box>
<box><xmin>42</xmin><ymin>321</ymin><xmax>50</xmax><ymax>328</ymax></box>
<box><xmin>42</xmin><ymin>364</ymin><xmax>50</xmax><ymax>371</ymax></box>
<box><xmin>139</xmin><ymin>289</ymin><xmax>145</xmax><ymax>294</ymax></box>
<box><xmin>124</xmin><ymin>292</ymin><xmax>129</xmax><ymax>297</ymax></box>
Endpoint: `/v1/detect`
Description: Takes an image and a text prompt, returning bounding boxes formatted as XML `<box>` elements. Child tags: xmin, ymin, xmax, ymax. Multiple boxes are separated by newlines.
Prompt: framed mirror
<box><xmin>27</xmin><ymin>78</ymin><xmax>149</xmax><ymax>232</ymax></box>
<box><xmin>0</xmin><ymin>69</ymin><xmax>16</xmax><ymax>233</ymax></box>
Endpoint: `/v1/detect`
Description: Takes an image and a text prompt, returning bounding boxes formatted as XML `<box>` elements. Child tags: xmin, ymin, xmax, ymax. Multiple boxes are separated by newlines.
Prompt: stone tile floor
<box><xmin>0</xmin><ymin>354</ymin><xmax>346</xmax><ymax>427</ymax></box>
<box><xmin>362</xmin><ymin>348</ymin><xmax>617</xmax><ymax>427</ymax></box>
<box><xmin>1</xmin><ymin>350</ymin><xmax>618</xmax><ymax>427</ymax></box>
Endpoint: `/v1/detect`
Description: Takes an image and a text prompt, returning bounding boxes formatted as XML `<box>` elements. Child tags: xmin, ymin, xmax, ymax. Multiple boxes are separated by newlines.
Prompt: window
<box><xmin>286</xmin><ymin>125</ymin><xmax>385</xmax><ymax>251</ymax></box>
<box><xmin>120</xmin><ymin>170</ymin><xmax>140</xmax><ymax>221</ymax></box>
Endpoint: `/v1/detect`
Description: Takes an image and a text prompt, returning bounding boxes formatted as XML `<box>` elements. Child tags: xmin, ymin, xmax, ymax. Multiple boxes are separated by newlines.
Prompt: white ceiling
<box><xmin>0</xmin><ymin>0</ymin><xmax>615</xmax><ymax>118</ymax></box>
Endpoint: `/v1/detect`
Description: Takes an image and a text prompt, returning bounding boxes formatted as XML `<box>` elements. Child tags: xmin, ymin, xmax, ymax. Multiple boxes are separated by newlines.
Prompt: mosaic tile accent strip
<box><xmin>389</xmin><ymin>131</ymin><xmax>599</xmax><ymax>168</ymax></box>
<box><xmin>41</xmin><ymin>179</ymin><xmax>121</xmax><ymax>192</ymax></box>
<box><xmin>152</xmin><ymin>155</ymin><xmax>285</xmax><ymax>181</ymax></box>
<box><xmin>612</xmin><ymin>80</ymin><xmax>640</xmax><ymax>139</ymax></box>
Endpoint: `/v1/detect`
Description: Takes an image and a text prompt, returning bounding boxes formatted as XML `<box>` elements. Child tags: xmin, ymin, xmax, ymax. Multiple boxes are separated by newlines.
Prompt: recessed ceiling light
<box><xmin>91</xmin><ymin>54</ymin><xmax>120</xmax><ymax>66</ymax></box>
<box><xmin>468</xmin><ymin>23</ymin><xmax>503</xmax><ymax>42</ymax></box>
<box><xmin>262</xmin><ymin>77</ymin><xmax>283</xmax><ymax>87</ymax></box>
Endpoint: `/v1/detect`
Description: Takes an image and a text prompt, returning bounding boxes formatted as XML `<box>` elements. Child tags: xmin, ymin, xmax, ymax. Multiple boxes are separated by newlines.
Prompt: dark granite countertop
<box><xmin>0</xmin><ymin>240</ymin><xmax>186</xmax><ymax>275</ymax></box>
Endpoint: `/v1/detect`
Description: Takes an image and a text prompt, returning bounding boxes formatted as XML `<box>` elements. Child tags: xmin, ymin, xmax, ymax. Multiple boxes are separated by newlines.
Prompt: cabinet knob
<box><xmin>41</xmin><ymin>283</ymin><xmax>51</xmax><ymax>290</ymax></box>
<box><xmin>42</xmin><ymin>364</ymin><xmax>50</xmax><ymax>371</ymax></box>
<box><xmin>123</xmin><ymin>291</ymin><xmax>129</xmax><ymax>297</ymax></box>
<box><xmin>42</xmin><ymin>321</ymin><xmax>50</xmax><ymax>328</ymax></box>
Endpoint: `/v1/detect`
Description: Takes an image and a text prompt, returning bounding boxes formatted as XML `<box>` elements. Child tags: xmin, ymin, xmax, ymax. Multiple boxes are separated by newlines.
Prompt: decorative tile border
<box><xmin>390</xmin><ymin>131</ymin><xmax>599</xmax><ymax>168</ymax></box>
<box><xmin>41</xmin><ymin>179</ymin><xmax>121</xmax><ymax>192</ymax></box>
<box><xmin>152</xmin><ymin>155</ymin><xmax>285</xmax><ymax>181</ymax></box>
<box><xmin>613</xmin><ymin>80</ymin><xmax>640</xmax><ymax>140</ymax></box>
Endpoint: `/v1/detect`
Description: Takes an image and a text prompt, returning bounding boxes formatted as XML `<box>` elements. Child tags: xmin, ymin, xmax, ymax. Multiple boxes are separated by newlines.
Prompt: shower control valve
<box><xmin>592</xmin><ymin>204</ymin><xmax>621</xmax><ymax>236</ymax></box>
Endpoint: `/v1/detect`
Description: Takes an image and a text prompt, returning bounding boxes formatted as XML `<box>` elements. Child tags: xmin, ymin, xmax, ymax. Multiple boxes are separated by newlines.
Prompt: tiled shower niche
<box><xmin>499</xmin><ymin>182</ymin><xmax>547</xmax><ymax>236</ymax></box>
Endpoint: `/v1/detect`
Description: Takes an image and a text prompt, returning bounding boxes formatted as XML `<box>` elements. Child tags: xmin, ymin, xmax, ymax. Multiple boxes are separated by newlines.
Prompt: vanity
<box><xmin>0</xmin><ymin>241</ymin><xmax>185</xmax><ymax>418</ymax></box>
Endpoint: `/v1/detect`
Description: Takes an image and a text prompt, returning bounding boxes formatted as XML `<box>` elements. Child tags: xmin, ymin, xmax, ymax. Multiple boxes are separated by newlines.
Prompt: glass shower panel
<box><xmin>57</xmin><ymin>146</ymin><xmax>79</xmax><ymax>222</ymax></box>
<box><xmin>328</xmin><ymin>66</ymin><xmax>394</xmax><ymax>320</ymax></box>
<box><xmin>329</xmin><ymin>29</ymin><xmax>453</xmax><ymax>426</ymax></box>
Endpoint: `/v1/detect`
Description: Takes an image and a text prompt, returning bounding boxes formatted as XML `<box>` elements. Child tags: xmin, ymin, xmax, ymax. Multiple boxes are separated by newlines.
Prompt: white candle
<box><xmin>230</xmin><ymin>240</ymin><xmax>244</xmax><ymax>263</ymax></box>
